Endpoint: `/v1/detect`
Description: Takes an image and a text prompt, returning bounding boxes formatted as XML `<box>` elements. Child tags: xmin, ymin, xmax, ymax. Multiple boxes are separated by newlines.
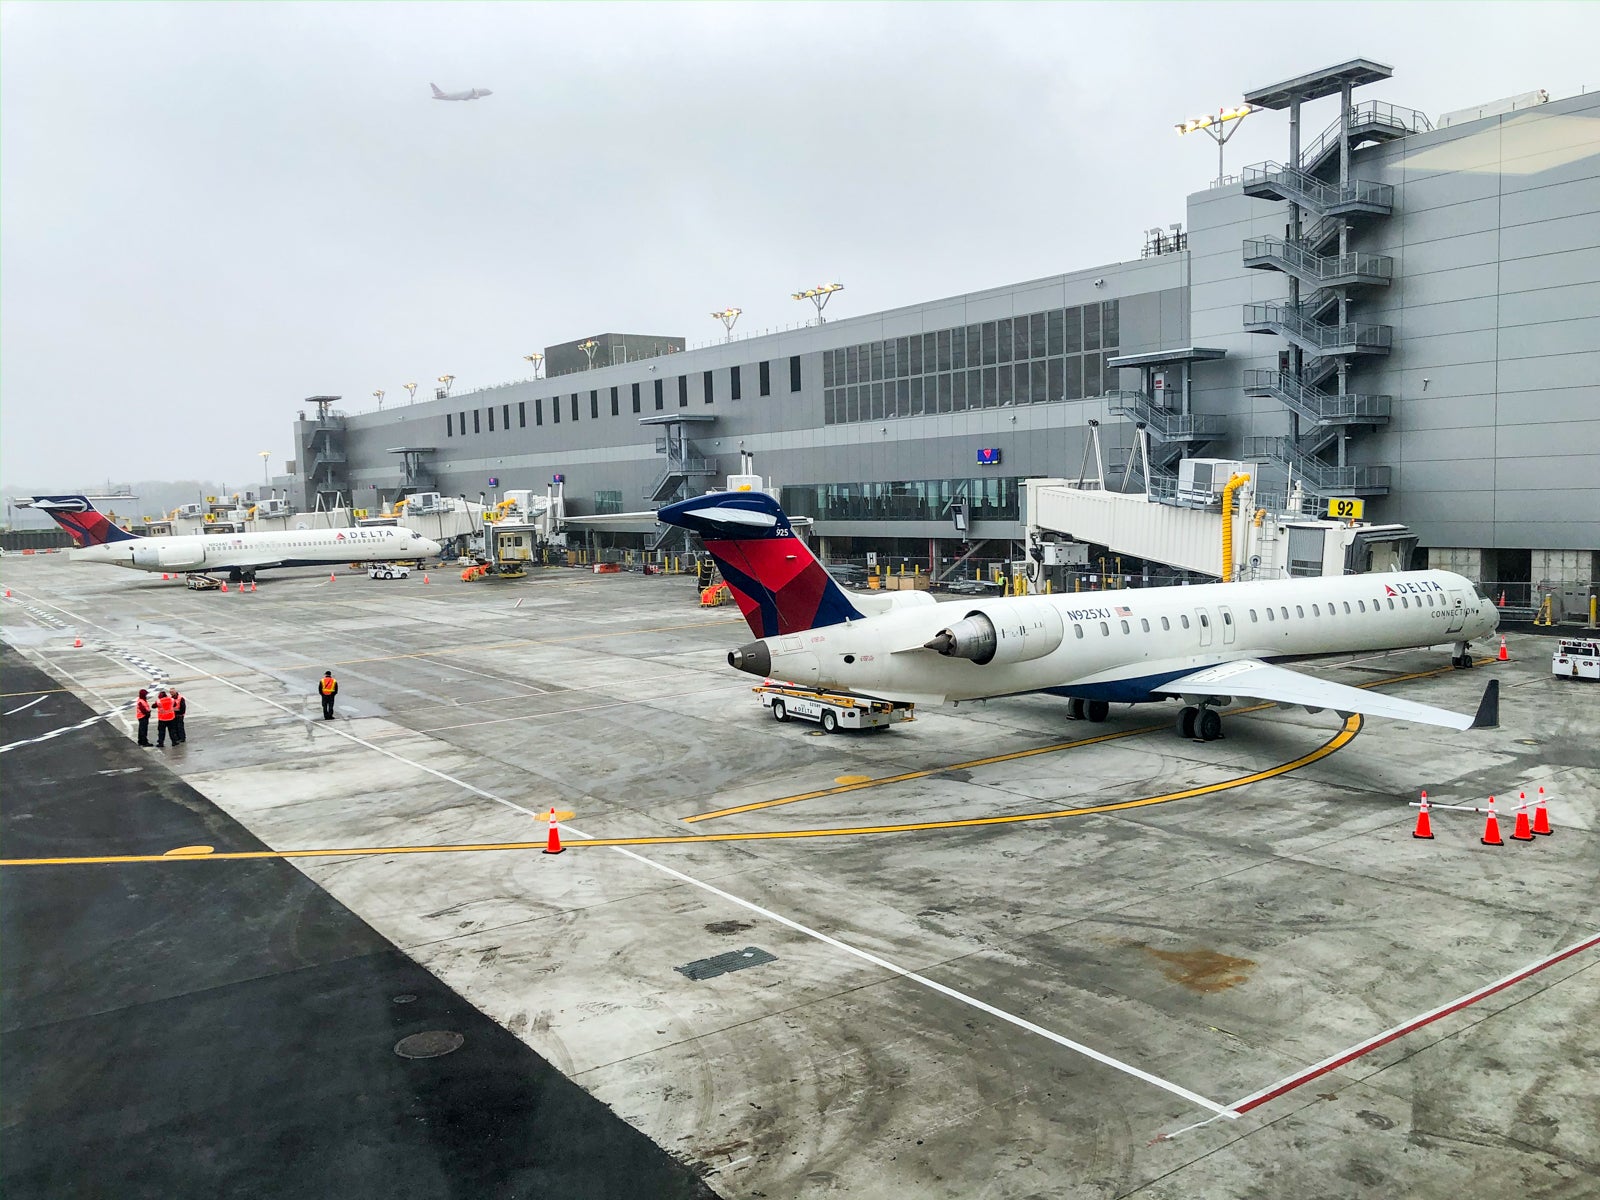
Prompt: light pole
<box><xmin>437</xmin><ymin>374</ymin><xmax>455</xmax><ymax>399</ymax></box>
<box><xmin>1175</xmin><ymin>104</ymin><xmax>1256</xmax><ymax>186</ymax></box>
<box><xmin>372</xmin><ymin>389</ymin><xmax>385</xmax><ymax>411</ymax></box>
<box><xmin>259</xmin><ymin>450</ymin><xmax>271</xmax><ymax>490</ymax></box>
<box><xmin>577</xmin><ymin>340</ymin><xmax>601</xmax><ymax>370</ymax></box>
<box><xmin>791</xmin><ymin>283</ymin><xmax>843</xmax><ymax>325</ymax></box>
<box><xmin>710</xmin><ymin>307</ymin><xmax>742</xmax><ymax>341</ymax></box>
<box><xmin>403</xmin><ymin>381</ymin><xmax>418</xmax><ymax>405</ymax></box>
<box><xmin>523</xmin><ymin>353</ymin><xmax>544</xmax><ymax>378</ymax></box>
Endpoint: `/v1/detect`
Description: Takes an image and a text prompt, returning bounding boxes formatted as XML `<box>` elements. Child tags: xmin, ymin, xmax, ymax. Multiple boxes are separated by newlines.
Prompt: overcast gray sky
<box><xmin>3</xmin><ymin>1</ymin><xmax>1594</xmax><ymax>490</ymax></box>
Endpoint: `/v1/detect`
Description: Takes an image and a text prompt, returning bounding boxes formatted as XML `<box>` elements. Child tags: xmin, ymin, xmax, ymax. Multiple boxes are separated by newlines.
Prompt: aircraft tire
<box><xmin>1176</xmin><ymin>706</ymin><xmax>1198</xmax><ymax>739</ymax></box>
<box><xmin>1066</xmin><ymin>697</ymin><xmax>1085</xmax><ymax>720</ymax></box>
<box><xmin>1084</xmin><ymin>700</ymin><xmax>1110</xmax><ymax>724</ymax></box>
<box><xmin>771</xmin><ymin>699</ymin><xmax>787</xmax><ymax>722</ymax></box>
<box><xmin>1198</xmin><ymin>708</ymin><xmax>1223</xmax><ymax>742</ymax></box>
<box><xmin>821</xmin><ymin>710</ymin><xmax>838</xmax><ymax>734</ymax></box>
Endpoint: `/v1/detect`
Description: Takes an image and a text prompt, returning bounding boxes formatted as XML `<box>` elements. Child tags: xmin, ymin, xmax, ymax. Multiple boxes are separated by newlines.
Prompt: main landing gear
<box><xmin>1177</xmin><ymin>705</ymin><xmax>1224</xmax><ymax>742</ymax></box>
<box><xmin>1065</xmin><ymin>698</ymin><xmax>1111</xmax><ymax>724</ymax></box>
<box><xmin>1451</xmin><ymin>640</ymin><xmax>1475</xmax><ymax>669</ymax></box>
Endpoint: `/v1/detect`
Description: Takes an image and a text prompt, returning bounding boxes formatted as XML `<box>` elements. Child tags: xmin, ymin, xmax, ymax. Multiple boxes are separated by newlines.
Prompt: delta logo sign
<box><xmin>333</xmin><ymin>530</ymin><xmax>396</xmax><ymax>542</ymax></box>
<box><xmin>1385</xmin><ymin>581</ymin><xmax>1444</xmax><ymax>596</ymax></box>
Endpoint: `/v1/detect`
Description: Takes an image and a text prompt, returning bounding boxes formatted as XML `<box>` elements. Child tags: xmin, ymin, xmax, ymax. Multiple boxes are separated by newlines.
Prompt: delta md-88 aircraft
<box><xmin>659</xmin><ymin>492</ymin><xmax>1501</xmax><ymax>741</ymax></box>
<box><xmin>25</xmin><ymin>495</ymin><xmax>441</xmax><ymax>584</ymax></box>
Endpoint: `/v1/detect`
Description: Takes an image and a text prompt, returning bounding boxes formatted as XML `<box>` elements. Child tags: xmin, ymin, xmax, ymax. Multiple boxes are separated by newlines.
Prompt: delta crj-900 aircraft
<box><xmin>25</xmin><ymin>495</ymin><xmax>441</xmax><ymax>584</ymax></box>
<box><xmin>659</xmin><ymin>492</ymin><xmax>1501</xmax><ymax>741</ymax></box>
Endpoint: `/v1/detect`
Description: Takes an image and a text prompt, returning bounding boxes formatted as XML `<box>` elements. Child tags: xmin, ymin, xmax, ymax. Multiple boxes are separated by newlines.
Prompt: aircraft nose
<box><xmin>728</xmin><ymin>641</ymin><xmax>772</xmax><ymax>676</ymax></box>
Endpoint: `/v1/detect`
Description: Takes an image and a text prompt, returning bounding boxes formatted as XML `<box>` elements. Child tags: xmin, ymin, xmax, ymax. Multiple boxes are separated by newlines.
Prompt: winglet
<box><xmin>1470</xmin><ymin>678</ymin><xmax>1500</xmax><ymax>729</ymax></box>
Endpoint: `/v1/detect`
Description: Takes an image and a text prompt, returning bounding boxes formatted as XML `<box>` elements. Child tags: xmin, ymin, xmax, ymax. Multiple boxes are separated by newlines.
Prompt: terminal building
<box><xmin>293</xmin><ymin>61</ymin><xmax>1599</xmax><ymax>595</ymax></box>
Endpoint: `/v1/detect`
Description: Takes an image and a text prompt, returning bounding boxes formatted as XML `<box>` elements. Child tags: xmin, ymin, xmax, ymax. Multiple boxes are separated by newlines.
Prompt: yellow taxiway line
<box><xmin>0</xmin><ymin>716</ymin><xmax>1360</xmax><ymax>868</ymax></box>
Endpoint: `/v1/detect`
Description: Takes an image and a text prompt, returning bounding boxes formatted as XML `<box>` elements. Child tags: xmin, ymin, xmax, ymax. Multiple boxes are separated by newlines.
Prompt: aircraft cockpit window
<box><xmin>1472</xmin><ymin>582</ymin><xmax>1492</xmax><ymax>601</ymax></box>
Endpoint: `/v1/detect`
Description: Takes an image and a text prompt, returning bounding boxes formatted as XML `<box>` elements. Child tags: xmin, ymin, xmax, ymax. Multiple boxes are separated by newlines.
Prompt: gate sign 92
<box><xmin>1326</xmin><ymin>497</ymin><xmax>1365</xmax><ymax>520</ymax></box>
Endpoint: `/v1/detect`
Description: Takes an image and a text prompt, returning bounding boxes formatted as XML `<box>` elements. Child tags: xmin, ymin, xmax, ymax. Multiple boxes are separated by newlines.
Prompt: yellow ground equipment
<box><xmin>700</xmin><ymin>582</ymin><xmax>731</xmax><ymax>607</ymax></box>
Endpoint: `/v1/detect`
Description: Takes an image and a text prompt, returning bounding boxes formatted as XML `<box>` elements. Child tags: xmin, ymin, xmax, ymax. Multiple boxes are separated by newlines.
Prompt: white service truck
<box><xmin>755</xmin><ymin>684</ymin><xmax>914</xmax><ymax>733</ymax></box>
<box><xmin>1552</xmin><ymin>638</ymin><xmax>1600</xmax><ymax>681</ymax></box>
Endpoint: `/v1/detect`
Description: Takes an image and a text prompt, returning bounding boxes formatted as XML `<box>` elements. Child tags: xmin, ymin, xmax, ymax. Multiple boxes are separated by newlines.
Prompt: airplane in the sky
<box><xmin>23</xmin><ymin>495</ymin><xmax>441</xmax><ymax>584</ymax></box>
<box><xmin>430</xmin><ymin>82</ymin><xmax>493</xmax><ymax>101</ymax></box>
<box><xmin>657</xmin><ymin>491</ymin><xmax>1501</xmax><ymax>740</ymax></box>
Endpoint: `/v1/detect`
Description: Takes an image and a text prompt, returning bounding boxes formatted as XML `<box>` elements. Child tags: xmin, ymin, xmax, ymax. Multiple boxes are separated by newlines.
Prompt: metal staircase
<box><xmin>1243</xmin><ymin>163</ymin><xmax>1394</xmax><ymax>215</ymax></box>
<box><xmin>1243</xmin><ymin>436</ymin><xmax>1391</xmax><ymax>496</ymax></box>
<box><xmin>1294</xmin><ymin>100</ymin><xmax>1432</xmax><ymax>175</ymax></box>
<box><xmin>1105</xmin><ymin>390</ymin><xmax>1229</xmax><ymax>470</ymax></box>
<box><xmin>1242</xmin><ymin>303</ymin><xmax>1393</xmax><ymax>357</ymax></box>
<box><xmin>1242</xmin><ymin>238</ymin><xmax>1393</xmax><ymax>289</ymax></box>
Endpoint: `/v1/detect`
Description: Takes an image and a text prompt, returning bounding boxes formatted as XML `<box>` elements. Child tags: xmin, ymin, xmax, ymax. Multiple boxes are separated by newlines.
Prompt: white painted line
<box><xmin>415</xmin><ymin>682</ymin><xmax>747</xmax><ymax>732</ymax></box>
<box><xmin>4</xmin><ymin>696</ymin><xmax>47</xmax><ymax>715</ymax></box>
<box><xmin>1227</xmin><ymin>930</ymin><xmax>1600</xmax><ymax>1116</ymax></box>
<box><xmin>13</xmin><ymin>586</ymin><xmax>1237</xmax><ymax>1118</ymax></box>
<box><xmin>0</xmin><ymin>705</ymin><xmax>130</xmax><ymax>755</ymax></box>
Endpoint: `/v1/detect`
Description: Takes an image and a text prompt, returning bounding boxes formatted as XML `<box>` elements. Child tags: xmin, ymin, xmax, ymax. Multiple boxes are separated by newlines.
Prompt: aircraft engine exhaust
<box><xmin>925</xmin><ymin>615</ymin><xmax>999</xmax><ymax>664</ymax></box>
<box><xmin>925</xmin><ymin>601</ymin><xmax>1065</xmax><ymax>666</ymax></box>
<box><xmin>729</xmin><ymin>641</ymin><xmax>772</xmax><ymax>676</ymax></box>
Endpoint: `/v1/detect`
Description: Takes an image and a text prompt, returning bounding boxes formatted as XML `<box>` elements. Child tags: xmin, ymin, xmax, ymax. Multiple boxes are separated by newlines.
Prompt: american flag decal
<box><xmin>1114</xmin><ymin>606</ymin><xmax>1132</xmax><ymax>616</ymax></box>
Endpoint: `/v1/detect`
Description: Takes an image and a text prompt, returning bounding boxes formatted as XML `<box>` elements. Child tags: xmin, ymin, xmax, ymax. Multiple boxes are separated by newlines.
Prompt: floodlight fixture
<box><xmin>577</xmin><ymin>339</ymin><xmax>601</xmax><ymax>369</ymax></box>
<box><xmin>711</xmin><ymin>307</ymin><xmax>742</xmax><ymax>340</ymax></box>
<box><xmin>791</xmin><ymin>282</ymin><xmax>844</xmax><ymax>324</ymax></box>
<box><xmin>437</xmin><ymin>374</ymin><xmax>455</xmax><ymax>397</ymax></box>
<box><xmin>372</xmin><ymin>389</ymin><xmax>385</xmax><ymax>411</ymax></box>
<box><xmin>1175</xmin><ymin>102</ymin><xmax>1257</xmax><ymax>185</ymax></box>
<box><xmin>523</xmin><ymin>352</ymin><xmax>544</xmax><ymax>378</ymax></box>
<box><xmin>403</xmin><ymin>381</ymin><xmax>418</xmax><ymax>404</ymax></box>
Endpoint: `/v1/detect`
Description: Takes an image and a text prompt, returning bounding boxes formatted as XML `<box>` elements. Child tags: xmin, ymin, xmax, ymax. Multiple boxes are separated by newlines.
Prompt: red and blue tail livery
<box><xmin>657</xmin><ymin>492</ymin><xmax>864</xmax><ymax>638</ymax></box>
<box><xmin>27</xmin><ymin>495</ymin><xmax>141</xmax><ymax>547</ymax></box>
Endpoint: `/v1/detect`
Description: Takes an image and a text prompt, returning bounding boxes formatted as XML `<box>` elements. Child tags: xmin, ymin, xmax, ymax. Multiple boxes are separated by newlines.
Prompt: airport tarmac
<box><xmin>2</xmin><ymin>554</ymin><xmax>1597</xmax><ymax>1199</ymax></box>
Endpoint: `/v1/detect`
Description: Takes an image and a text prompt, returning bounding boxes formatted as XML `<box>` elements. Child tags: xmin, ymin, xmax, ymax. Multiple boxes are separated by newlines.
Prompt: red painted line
<box><xmin>1230</xmin><ymin>931</ymin><xmax>1600</xmax><ymax>1115</ymax></box>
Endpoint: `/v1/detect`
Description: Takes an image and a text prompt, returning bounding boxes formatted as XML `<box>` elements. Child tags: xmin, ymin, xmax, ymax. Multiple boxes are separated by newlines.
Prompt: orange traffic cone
<box><xmin>1497</xmin><ymin>636</ymin><xmax>1508</xmax><ymax>662</ymax></box>
<box><xmin>542</xmin><ymin>807</ymin><xmax>564</xmax><ymax>855</ymax></box>
<box><xmin>1532</xmin><ymin>786</ymin><xmax>1551</xmax><ymax>836</ymax></box>
<box><xmin>1498</xmin><ymin>591</ymin><xmax>1506</xmax><ymax>608</ymax></box>
<box><xmin>220</xmin><ymin>581</ymin><xmax>228</xmax><ymax>592</ymax></box>
<box><xmin>1511</xmin><ymin>793</ymin><xmax>1533</xmax><ymax>842</ymax></box>
<box><xmin>1412</xmin><ymin>791</ymin><xmax>1434</xmax><ymax>840</ymax></box>
<box><xmin>1480</xmin><ymin>795</ymin><xmax>1503</xmax><ymax>846</ymax></box>
<box><xmin>251</xmin><ymin>581</ymin><xmax>258</xmax><ymax>592</ymax></box>
<box><xmin>72</xmin><ymin>637</ymin><xmax>83</xmax><ymax>648</ymax></box>
<box><xmin>329</xmin><ymin>572</ymin><xmax>337</xmax><ymax>582</ymax></box>
<box><xmin>423</xmin><ymin>574</ymin><xmax>430</xmax><ymax>584</ymax></box>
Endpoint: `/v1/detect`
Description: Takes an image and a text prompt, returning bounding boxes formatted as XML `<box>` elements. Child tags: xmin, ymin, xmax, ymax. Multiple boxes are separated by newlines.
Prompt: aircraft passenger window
<box><xmin>1401</xmin><ymin>596</ymin><xmax>1409</xmax><ymax>608</ymax></box>
<box><xmin>1180</xmin><ymin>615</ymin><xmax>1191</xmax><ymax>629</ymax></box>
<box><xmin>1296</xmin><ymin>605</ymin><xmax>1304</xmax><ymax>618</ymax></box>
<box><xmin>1312</xmin><ymin>604</ymin><xmax>1320</xmax><ymax>617</ymax></box>
<box><xmin>1099</xmin><ymin>621</ymin><xmax>1110</xmax><ymax>636</ymax></box>
<box><xmin>1358</xmin><ymin>600</ymin><xmax>1366</xmax><ymax>612</ymax></box>
<box><xmin>1160</xmin><ymin>617</ymin><xmax>1170</xmax><ymax>631</ymax></box>
<box><xmin>1199</xmin><ymin>613</ymin><xmax>1209</xmax><ymax>627</ymax></box>
<box><xmin>1250</xmin><ymin>609</ymin><xmax>1258</xmax><ymax>621</ymax></box>
<box><xmin>1267</xmin><ymin>608</ymin><xmax>1275</xmax><ymax>621</ymax></box>
<box><xmin>1140</xmin><ymin>619</ymin><xmax>1150</xmax><ymax>632</ymax></box>
<box><xmin>1074</xmin><ymin>624</ymin><xmax>1084</xmax><ymax>639</ymax></box>
<box><xmin>1387</xmin><ymin>598</ymin><xmax>1395</xmax><ymax>610</ymax></box>
<box><xmin>1280</xmin><ymin>607</ymin><xmax>1289</xmax><ymax>620</ymax></box>
<box><xmin>1343</xmin><ymin>602</ymin><xmax>1351</xmax><ymax>614</ymax></box>
<box><xmin>1120</xmin><ymin>620</ymin><xmax>1130</xmax><ymax>634</ymax></box>
<box><xmin>1222</xmin><ymin>611</ymin><xmax>1232</xmax><ymax>625</ymax></box>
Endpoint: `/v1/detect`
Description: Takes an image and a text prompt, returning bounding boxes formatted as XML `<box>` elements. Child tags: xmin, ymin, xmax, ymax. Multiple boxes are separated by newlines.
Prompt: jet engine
<box><xmin>132</xmin><ymin>543</ymin><xmax>207</xmax><ymax>572</ymax></box>
<box><xmin>923</xmin><ymin>600</ymin><xmax>1064</xmax><ymax>666</ymax></box>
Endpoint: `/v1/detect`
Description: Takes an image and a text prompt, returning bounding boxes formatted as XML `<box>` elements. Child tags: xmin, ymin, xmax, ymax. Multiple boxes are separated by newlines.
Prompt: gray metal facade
<box><xmin>312</xmin><ymin>87</ymin><xmax>1598</xmax><ymax>563</ymax></box>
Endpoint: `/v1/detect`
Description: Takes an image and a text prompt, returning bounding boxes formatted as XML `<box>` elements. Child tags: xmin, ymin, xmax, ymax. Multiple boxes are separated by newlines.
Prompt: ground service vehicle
<box><xmin>185</xmin><ymin>574</ymin><xmax>220</xmax><ymax>591</ymax></box>
<box><xmin>756</xmin><ymin>684</ymin><xmax>914</xmax><ymax>733</ymax></box>
<box><xmin>1552</xmin><ymin>638</ymin><xmax>1600</xmax><ymax>680</ymax></box>
<box><xmin>368</xmin><ymin>563</ymin><xmax>411</xmax><ymax>580</ymax></box>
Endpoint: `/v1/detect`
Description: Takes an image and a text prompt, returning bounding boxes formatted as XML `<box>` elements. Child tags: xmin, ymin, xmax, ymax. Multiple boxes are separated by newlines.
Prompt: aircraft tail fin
<box><xmin>656</xmin><ymin>492</ymin><xmax>864</xmax><ymax>639</ymax></box>
<box><xmin>430</xmin><ymin>82</ymin><xmax>445</xmax><ymax>97</ymax></box>
<box><xmin>25</xmin><ymin>496</ymin><xmax>141</xmax><ymax>547</ymax></box>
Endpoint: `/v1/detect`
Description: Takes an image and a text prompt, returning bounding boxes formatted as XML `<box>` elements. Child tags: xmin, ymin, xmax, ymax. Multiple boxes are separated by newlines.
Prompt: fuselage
<box><xmin>750</xmin><ymin>570</ymin><xmax>1500</xmax><ymax>704</ymax></box>
<box><xmin>69</xmin><ymin>526</ymin><xmax>441</xmax><ymax>574</ymax></box>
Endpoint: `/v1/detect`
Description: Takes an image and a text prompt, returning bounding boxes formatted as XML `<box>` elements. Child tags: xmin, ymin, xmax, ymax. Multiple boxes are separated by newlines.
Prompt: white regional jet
<box><xmin>25</xmin><ymin>495</ymin><xmax>441</xmax><ymax>585</ymax></box>
<box><xmin>430</xmin><ymin>82</ymin><xmax>493</xmax><ymax>101</ymax></box>
<box><xmin>658</xmin><ymin>492</ymin><xmax>1501</xmax><ymax>740</ymax></box>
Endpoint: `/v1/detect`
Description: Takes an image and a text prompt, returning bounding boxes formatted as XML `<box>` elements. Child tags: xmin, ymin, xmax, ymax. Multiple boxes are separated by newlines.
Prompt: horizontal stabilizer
<box><xmin>1156</xmin><ymin>658</ymin><xmax>1477</xmax><ymax>732</ymax></box>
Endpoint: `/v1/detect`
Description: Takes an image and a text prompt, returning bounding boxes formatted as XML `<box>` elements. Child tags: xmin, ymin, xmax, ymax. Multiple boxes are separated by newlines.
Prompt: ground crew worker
<box><xmin>134</xmin><ymin>688</ymin><xmax>152</xmax><ymax>746</ymax></box>
<box><xmin>319</xmin><ymin>671</ymin><xmax>338</xmax><ymax>720</ymax></box>
<box><xmin>156</xmin><ymin>689</ymin><xmax>177</xmax><ymax>747</ymax></box>
<box><xmin>171</xmin><ymin>688</ymin><xmax>187</xmax><ymax>744</ymax></box>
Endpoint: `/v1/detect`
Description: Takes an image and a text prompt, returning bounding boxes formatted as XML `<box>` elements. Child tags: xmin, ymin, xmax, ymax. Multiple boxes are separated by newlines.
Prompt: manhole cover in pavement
<box><xmin>675</xmin><ymin>946</ymin><xmax>777</xmax><ymax>982</ymax></box>
<box><xmin>391</xmin><ymin>994</ymin><xmax>417</xmax><ymax>1005</ymax></box>
<box><xmin>394</xmin><ymin>1030</ymin><xmax>464</xmax><ymax>1059</ymax></box>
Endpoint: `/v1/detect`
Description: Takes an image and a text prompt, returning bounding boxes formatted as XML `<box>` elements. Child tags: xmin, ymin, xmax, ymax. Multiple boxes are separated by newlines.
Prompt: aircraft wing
<box><xmin>1155</xmin><ymin>658</ymin><xmax>1481</xmax><ymax>731</ymax></box>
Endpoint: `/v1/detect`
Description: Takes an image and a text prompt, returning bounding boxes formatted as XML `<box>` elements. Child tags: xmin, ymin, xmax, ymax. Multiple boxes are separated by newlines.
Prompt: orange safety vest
<box><xmin>320</xmin><ymin>677</ymin><xmax>337</xmax><ymax>695</ymax></box>
<box><xmin>157</xmin><ymin>696</ymin><xmax>176</xmax><ymax>721</ymax></box>
<box><xmin>136</xmin><ymin>697</ymin><xmax>151</xmax><ymax>718</ymax></box>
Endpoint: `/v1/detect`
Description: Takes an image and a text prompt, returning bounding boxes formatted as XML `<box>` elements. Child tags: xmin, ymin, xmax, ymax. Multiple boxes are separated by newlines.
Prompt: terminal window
<box><xmin>790</xmin><ymin>355</ymin><xmax>802</xmax><ymax>392</ymax></box>
<box><xmin>610</xmin><ymin>386</ymin><xmax>619</xmax><ymax>417</ymax></box>
<box><xmin>731</xmin><ymin>365</ymin><xmax>741</xmax><ymax>400</ymax></box>
<box><xmin>654</xmin><ymin>378</ymin><xmax>664</xmax><ymax>410</ymax></box>
<box><xmin>632</xmin><ymin>382</ymin><xmax>641</xmax><ymax>413</ymax></box>
<box><xmin>571</xmin><ymin>393</ymin><xmax>580</xmax><ymax>422</ymax></box>
<box><xmin>759</xmin><ymin>360</ymin><xmax>771</xmax><ymax>397</ymax></box>
<box><xmin>487</xmin><ymin>407</ymin><xmax>495</xmax><ymax>432</ymax></box>
<box><xmin>535</xmin><ymin>397</ymin><xmax>543</xmax><ymax>425</ymax></box>
<box><xmin>781</xmin><ymin>476</ymin><xmax>1019</xmax><ymax>523</ymax></box>
<box><xmin>821</xmin><ymin>301</ymin><xmax>1118</xmax><ymax>426</ymax></box>
<box><xmin>503</xmin><ymin>403</ymin><xmax>510</xmax><ymax>430</ymax></box>
<box><xmin>446</xmin><ymin>414</ymin><xmax>453</xmax><ymax>437</ymax></box>
<box><xmin>704</xmin><ymin>369</ymin><xmax>714</xmax><ymax>404</ymax></box>
<box><xmin>473</xmin><ymin>410</ymin><xmax>481</xmax><ymax>434</ymax></box>
<box><xmin>590</xmin><ymin>390</ymin><xmax>599</xmax><ymax>420</ymax></box>
<box><xmin>678</xmin><ymin>375</ymin><xmax>688</xmax><ymax>407</ymax></box>
<box><xmin>518</xmin><ymin>401</ymin><xmax>526</xmax><ymax>428</ymax></box>
<box><xmin>552</xmin><ymin>396</ymin><xmax>560</xmax><ymax>423</ymax></box>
